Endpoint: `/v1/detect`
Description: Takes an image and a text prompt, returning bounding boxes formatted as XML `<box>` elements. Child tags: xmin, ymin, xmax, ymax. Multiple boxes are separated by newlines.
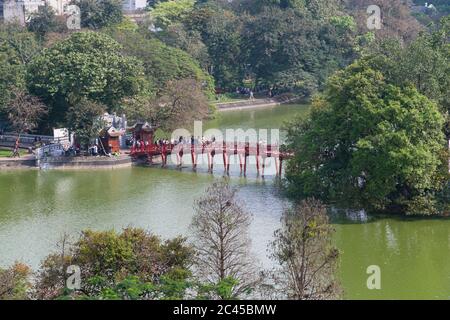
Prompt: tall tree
<box><xmin>367</xmin><ymin>17</ymin><xmax>450</xmax><ymax>117</ymax></box>
<box><xmin>344</xmin><ymin>0</ymin><xmax>423</xmax><ymax>43</ymax></box>
<box><xmin>109</xmin><ymin>29</ymin><xmax>214</xmax><ymax>96</ymax></box>
<box><xmin>241</xmin><ymin>4</ymin><xmax>357</xmax><ymax>94</ymax></box>
<box><xmin>123</xmin><ymin>78</ymin><xmax>210</xmax><ymax>131</ymax></box>
<box><xmin>3</xmin><ymin>88</ymin><xmax>48</xmax><ymax>152</ymax></box>
<box><xmin>270</xmin><ymin>198</ymin><xmax>341</xmax><ymax>300</ymax></box>
<box><xmin>190</xmin><ymin>180</ymin><xmax>258</xmax><ymax>299</ymax></box>
<box><xmin>0</xmin><ymin>263</ymin><xmax>31</xmax><ymax>300</ymax></box>
<box><xmin>0</xmin><ymin>24</ymin><xmax>40</xmax><ymax>112</ymax></box>
<box><xmin>65</xmin><ymin>98</ymin><xmax>106</xmax><ymax>149</ymax></box>
<box><xmin>150</xmin><ymin>0</ymin><xmax>196</xmax><ymax>29</ymax></box>
<box><xmin>71</xmin><ymin>0</ymin><xmax>123</xmax><ymax>29</ymax></box>
<box><xmin>27</xmin><ymin>31</ymin><xmax>146</xmax><ymax>127</ymax></box>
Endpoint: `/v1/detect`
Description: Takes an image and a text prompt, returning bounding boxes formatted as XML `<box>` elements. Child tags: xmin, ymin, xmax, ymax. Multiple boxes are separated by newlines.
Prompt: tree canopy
<box><xmin>27</xmin><ymin>31</ymin><xmax>146</xmax><ymax>127</ymax></box>
<box><xmin>0</xmin><ymin>24</ymin><xmax>40</xmax><ymax>119</ymax></box>
<box><xmin>285</xmin><ymin>60</ymin><xmax>448</xmax><ymax>215</ymax></box>
<box><xmin>110</xmin><ymin>29</ymin><xmax>214</xmax><ymax>96</ymax></box>
<box><xmin>70</xmin><ymin>0</ymin><xmax>124</xmax><ymax>29</ymax></box>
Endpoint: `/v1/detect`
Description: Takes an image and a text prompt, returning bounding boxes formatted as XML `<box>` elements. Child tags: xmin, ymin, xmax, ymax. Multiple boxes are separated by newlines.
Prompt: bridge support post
<box><xmin>191</xmin><ymin>146</ymin><xmax>197</xmax><ymax>170</ymax></box>
<box><xmin>239</xmin><ymin>154</ymin><xmax>244</xmax><ymax>173</ymax></box>
<box><xmin>244</xmin><ymin>155</ymin><xmax>247</xmax><ymax>176</ymax></box>
<box><xmin>223</xmin><ymin>142</ymin><xmax>228</xmax><ymax>173</ymax></box>
<box><xmin>279</xmin><ymin>158</ymin><xmax>283</xmax><ymax>176</ymax></box>
<box><xmin>261</xmin><ymin>156</ymin><xmax>266</xmax><ymax>177</ymax></box>
<box><xmin>210</xmin><ymin>150</ymin><xmax>215</xmax><ymax>172</ymax></box>
<box><xmin>177</xmin><ymin>150</ymin><xmax>183</xmax><ymax>167</ymax></box>
<box><xmin>207</xmin><ymin>151</ymin><xmax>211</xmax><ymax>172</ymax></box>
<box><xmin>275</xmin><ymin>157</ymin><xmax>279</xmax><ymax>176</ymax></box>
<box><xmin>256</xmin><ymin>144</ymin><xmax>260</xmax><ymax>176</ymax></box>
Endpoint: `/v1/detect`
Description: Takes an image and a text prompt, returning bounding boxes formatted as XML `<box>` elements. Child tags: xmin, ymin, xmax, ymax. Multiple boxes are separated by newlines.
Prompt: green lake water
<box><xmin>1</xmin><ymin>104</ymin><xmax>450</xmax><ymax>299</ymax></box>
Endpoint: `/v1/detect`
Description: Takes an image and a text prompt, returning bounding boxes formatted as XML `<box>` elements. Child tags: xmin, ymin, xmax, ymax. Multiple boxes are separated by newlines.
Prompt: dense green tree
<box><xmin>71</xmin><ymin>0</ymin><xmax>123</xmax><ymax>29</ymax></box>
<box><xmin>200</xmin><ymin>8</ymin><xmax>244</xmax><ymax>89</ymax></box>
<box><xmin>285</xmin><ymin>61</ymin><xmax>448</xmax><ymax>215</ymax></box>
<box><xmin>239</xmin><ymin>0</ymin><xmax>342</xmax><ymax>16</ymax></box>
<box><xmin>0</xmin><ymin>24</ymin><xmax>40</xmax><ymax>118</ymax></box>
<box><xmin>27</xmin><ymin>31</ymin><xmax>146</xmax><ymax>127</ymax></box>
<box><xmin>0</xmin><ymin>42</ymin><xmax>26</xmax><ymax>112</ymax></box>
<box><xmin>65</xmin><ymin>98</ymin><xmax>105</xmax><ymax>148</ymax></box>
<box><xmin>34</xmin><ymin>227</ymin><xmax>194</xmax><ymax>299</ymax></box>
<box><xmin>155</xmin><ymin>23</ymin><xmax>211</xmax><ymax>71</ymax></box>
<box><xmin>150</xmin><ymin>0</ymin><xmax>196</xmax><ymax>29</ymax></box>
<box><xmin>241</xmin><ymin>5</ymin><xmax>357</xmax><ymax>94</ymax></box>
<box><xmin>0</xmin><ymin>24</ymin><xmax>41</xmax><ymax>65</ymax></box>
<box><xmin>367</xmin><ymin>17</ymin><xmax>450</xmax><ymax>115</ymax></box>
<box><xmin>363</xmin><ymin>17</ymin><xmax>450</xmax><ymax>141</ymax></box>
<box><xmin>0</xmin><ymin>24</ymin><xmax>40</xmax><ymax>120</ymax></box>
<box><xmin>110</xmin><ymin>29</ymin><xmax>214</xmax><ymax>95</ymax></box>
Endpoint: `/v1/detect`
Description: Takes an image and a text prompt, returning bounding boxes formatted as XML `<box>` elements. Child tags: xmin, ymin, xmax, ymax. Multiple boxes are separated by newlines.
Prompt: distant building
<box><xmin>46</xmin><ymin>0</ymin><xmax>70</xmax><ymax>15</ymax></box>
<box><xmin>122</xmin><ymin>0</ymin><xmax>146</xmax><ymax>12</ymax></box>
<box><xmin>1</xmin><ymin>0</ymin><xmax>146</xmax><ymax>24</ymax></box>
<box><xmin>2</xmin><ymin>0</ymin><xmax>43</xmax><ymax>25</ymax></box>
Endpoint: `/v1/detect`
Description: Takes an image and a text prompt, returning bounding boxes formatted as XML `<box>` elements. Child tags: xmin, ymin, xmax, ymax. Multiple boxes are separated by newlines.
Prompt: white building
<box><xmin>2</xmin><ymin>0</ymin><xmax>43</xmax><ymax>25</ymax></box>
<box><xmin>122</xmin><ymin>0</ymin><xmax>146</xmax><ymax>12</ymax></box>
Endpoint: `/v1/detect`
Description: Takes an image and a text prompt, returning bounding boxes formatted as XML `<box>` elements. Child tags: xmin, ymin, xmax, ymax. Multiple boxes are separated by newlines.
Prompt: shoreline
<box><xmin>215</xmin><ymin>96</ymin><xmax>304</xmax><ymax>112</ymax></box>
<box><xmin>0</xmin><ymin>154</ymin><xmax>133</xmax><ymax>170</ymax></box>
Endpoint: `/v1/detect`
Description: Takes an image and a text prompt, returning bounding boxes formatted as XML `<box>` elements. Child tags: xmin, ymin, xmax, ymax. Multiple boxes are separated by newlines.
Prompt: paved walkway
<box><xmin>215</xmin><ymin>95</ymin><xmax>301</xmax><ymax>112</ymax></box>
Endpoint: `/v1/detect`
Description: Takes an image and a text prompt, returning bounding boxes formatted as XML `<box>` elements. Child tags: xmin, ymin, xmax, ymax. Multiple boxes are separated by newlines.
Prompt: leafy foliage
<box><xmin>285</xmin><ymin>61</ymin><xmax>448</xmax><ymax>214</ymax></box>
<box><xmin>34</xmin><ymin>228</ymin><xmax>194</xmax><ymax>299</ymax></box>
<box><xmin>71</xmin><ymin>0</ymin><xmax>124</xmax><ymax>29</ymax></box>
<box><xmin>66</xmin><ymin>98</ymin><xmax>106</xmax><ymax>147</ymax></box>
<box><xmin>0</xmin><ymin>24</ymin><xmax>40</xmax><ymax>112</ymax></box>
<box><xmin>110</xmin><ymin>29</ymin><xmax>214</xmax><ymax>96</ymax></box>
<box><xmin>27</xmin><ymin>31</ymin><xmax>146</xmax><ymax>127</ymax></box>
<box><xmin>150</xmin><ymin>0</ymin><xmax>196</xmax><ymax>29</ymax></box>
<box><xmin>0</xmin><ymin>263</ymin><xmax>32</xmax><ymax>300</ymax></box>
<box><xmin>344</xmin><ymin>0</ymin><xmax>423</xmax><ymax>43</ymax></box>
<box><xmin>366</xmin><ymin>17</ymin><xmax>450</xmax><ymax>120</ymax></box>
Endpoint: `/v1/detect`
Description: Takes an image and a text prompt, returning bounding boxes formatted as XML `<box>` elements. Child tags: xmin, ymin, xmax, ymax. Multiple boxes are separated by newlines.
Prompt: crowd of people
<box><xmin>131</xmin><ymin>134</ymin><xmax>277</xmax><ymax>155</ymax></box>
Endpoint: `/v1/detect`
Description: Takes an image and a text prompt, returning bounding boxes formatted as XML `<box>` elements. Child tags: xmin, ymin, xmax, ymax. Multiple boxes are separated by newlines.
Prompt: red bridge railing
<box><xmin>130</xmin><ymin>141</ymin><xmax>293</xmax><ymax>176</ymax></box>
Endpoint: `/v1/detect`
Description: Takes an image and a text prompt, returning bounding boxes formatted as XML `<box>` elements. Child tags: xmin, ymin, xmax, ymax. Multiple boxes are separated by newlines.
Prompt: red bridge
<box><xmin>130</xmin><ymin>141</ymin><xmax>292</xmax><ymax>176</ymax></box>
<box><xmin>128</xmin><ymin>122</ymin><xmax>292</xmax><ymax>176</ymax></box>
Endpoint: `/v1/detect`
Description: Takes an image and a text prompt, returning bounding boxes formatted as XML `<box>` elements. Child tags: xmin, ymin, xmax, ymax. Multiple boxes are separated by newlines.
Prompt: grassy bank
<box><xmin>0</xmin><ymin>148</ymin><xmax>26</xmax><ymax>158</ymax></box>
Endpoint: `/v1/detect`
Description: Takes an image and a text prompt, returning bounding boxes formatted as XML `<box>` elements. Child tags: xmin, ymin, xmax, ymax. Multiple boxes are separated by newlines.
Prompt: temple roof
<box><xmin>99</xmin><ymin>126</ymin><xmax>125</xmax><ymax>138</ymax></box>
<box><xmin>127</xmin><ymin>122</ymin><xmax>157</xmax><ymax>133</ymax></box>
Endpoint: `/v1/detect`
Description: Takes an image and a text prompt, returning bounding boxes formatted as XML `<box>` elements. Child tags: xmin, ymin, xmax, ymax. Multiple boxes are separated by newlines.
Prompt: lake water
<box><xmin>1</xmin><ymin>104</ymin><xmax>450</xmax><ymax>299</ymax></box>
